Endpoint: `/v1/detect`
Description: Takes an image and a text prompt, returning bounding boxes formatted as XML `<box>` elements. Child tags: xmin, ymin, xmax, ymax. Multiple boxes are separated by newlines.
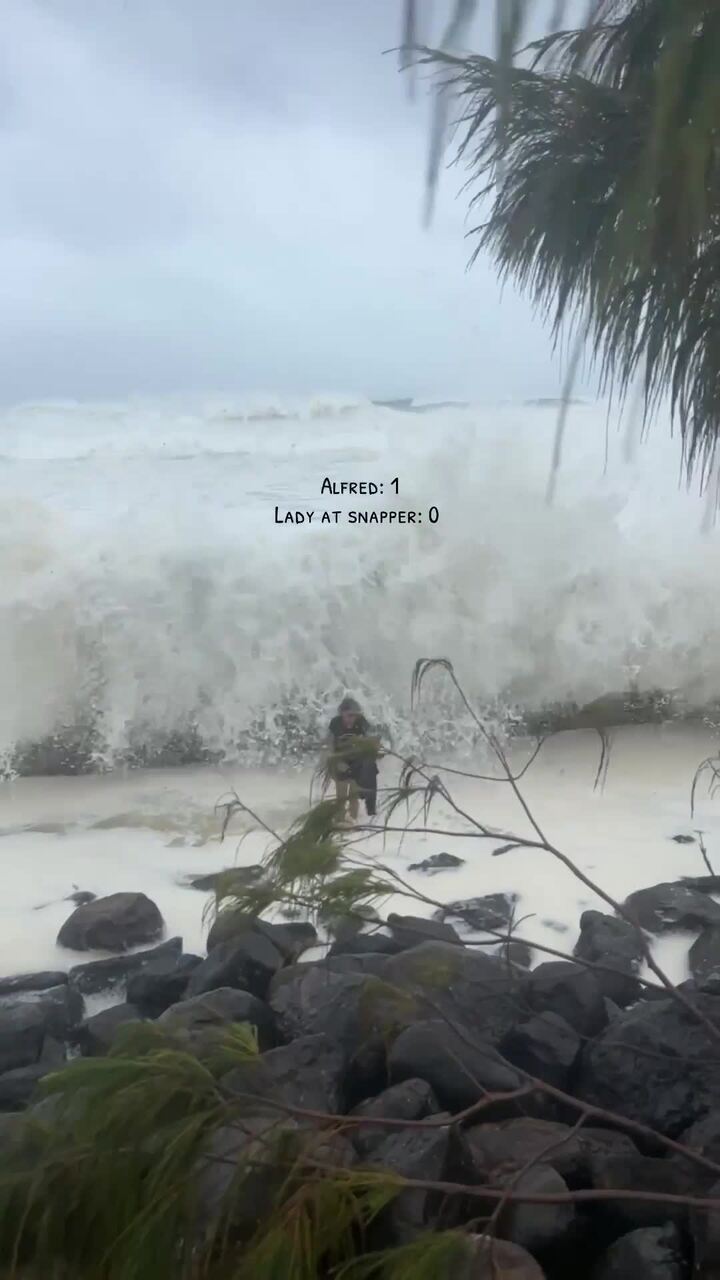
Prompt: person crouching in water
<box><xmin>327</xmin><ymin>697</ymin><xmax>379</xmax><ymax>823</ymax></box>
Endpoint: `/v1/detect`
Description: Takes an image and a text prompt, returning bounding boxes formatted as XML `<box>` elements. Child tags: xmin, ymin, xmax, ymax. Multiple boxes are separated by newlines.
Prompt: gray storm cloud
<box><xmin>0</xmin><ymin>0</ymin><xmax>566</xmax><ymax>402</ymax></box>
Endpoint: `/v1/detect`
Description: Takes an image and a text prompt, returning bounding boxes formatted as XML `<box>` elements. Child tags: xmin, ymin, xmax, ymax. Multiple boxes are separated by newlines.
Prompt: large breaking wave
<box><xmin>1</xmin><ymin>393</ymin><xmax>720</xmax><ymax>774</ymax></box>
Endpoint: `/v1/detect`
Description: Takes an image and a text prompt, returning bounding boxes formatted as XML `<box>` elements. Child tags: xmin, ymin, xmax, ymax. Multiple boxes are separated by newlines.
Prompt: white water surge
<box><xmin>2</xmin><ymin>393</ymin><xmax>720</xmax><ymax>987</ymax></box>
<box><xmin>1</xmin><ymin>393</ymin><xmax>720</xmax><ymax>770</ymax></box>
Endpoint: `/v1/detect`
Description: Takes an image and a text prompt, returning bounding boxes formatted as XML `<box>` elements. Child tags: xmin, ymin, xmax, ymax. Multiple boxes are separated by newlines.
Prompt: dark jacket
<box><xmin>328</xmin><ymin>715</ymin><xmax>378</xmax><ymax>783</ymax></box>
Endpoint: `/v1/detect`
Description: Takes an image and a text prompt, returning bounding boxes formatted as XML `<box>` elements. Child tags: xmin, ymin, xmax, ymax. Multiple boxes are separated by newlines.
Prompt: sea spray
<box><xmin>1</xmin><ymin>393</ymin><xmax>719</xmax><ymax>772</ymax></box>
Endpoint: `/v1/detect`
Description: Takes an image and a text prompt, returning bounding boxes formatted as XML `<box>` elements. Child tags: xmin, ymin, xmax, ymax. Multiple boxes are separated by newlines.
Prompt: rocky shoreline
<box><xmin>2</xmin><ymin>879</ymin><xmax>720</xmax><ymax>1276</ymax></box>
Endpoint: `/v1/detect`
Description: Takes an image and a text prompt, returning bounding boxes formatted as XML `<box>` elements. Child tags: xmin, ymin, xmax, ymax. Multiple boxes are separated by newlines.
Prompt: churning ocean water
<box><xmin>0</xmin><ymin>391</ymin><xmax>719</xmax><ymax>774</ymax></box>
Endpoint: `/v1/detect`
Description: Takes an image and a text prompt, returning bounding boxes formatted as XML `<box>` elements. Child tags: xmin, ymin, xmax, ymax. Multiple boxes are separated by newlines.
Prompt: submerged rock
<box><xmin>387</xmin><ymin>914</ymin><xmax>462</xmax><ymax>949</ymax></box>
<box><xmin>441</xmin><ymin>893</ymin><xmax>518</xmax><ymax>932</ymax></box>
<box><xmin>408</xmin><ymin>852</ymin><xmax>465</xmax><ymax>873</ymax></box>
<box><xmin>58</xmin><ymin>892</ymin><xmax>165</xmax><ymax>952</ymax></box>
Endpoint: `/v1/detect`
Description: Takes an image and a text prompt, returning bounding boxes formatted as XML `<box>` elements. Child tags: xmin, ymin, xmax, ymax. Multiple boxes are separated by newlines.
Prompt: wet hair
<box><xmin>338</xmin><ymin>697</ymin><xmax>361</xmax><ymax>715</ymax></box>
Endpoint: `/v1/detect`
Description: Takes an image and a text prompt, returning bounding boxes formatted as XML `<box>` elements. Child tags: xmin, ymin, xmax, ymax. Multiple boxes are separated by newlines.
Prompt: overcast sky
<box><xmin>0</xmin><ymin>0</ymin><xmax>576</xmax><ymax>403</ymax></box>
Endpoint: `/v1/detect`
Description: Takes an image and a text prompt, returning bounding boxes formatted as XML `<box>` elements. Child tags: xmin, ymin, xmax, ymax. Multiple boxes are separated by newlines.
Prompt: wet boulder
<box><xmin>461</xmin><ymin>1237</ymin><xmax>546</xmax><ymax>1279</ymax></box>
<box><xmin>368</xmin><ymin>1117</ymin><xmax>471</xmax><ymax>1242</ymax></box>
<box><xmin>623</xmin><ymin>882</ymin><xmax>720</xmax><ymax>934</ymax></box>
<box><xmin>206</xmin><ymin>911</ymin><xmax>312</xmax><ymax>959</ymax></box>
<box><xmin>388</xmin><ymin>1019</ymin><xmax>526</xmax><ymax>1113</ymax></box>
<box><xmin>525</xmin><ymin>961</ymin><xmax>607</xmax><ymax>1038</ymax></box>
<box><xmin>0</xmin><ymin>997</ymin><xmax>74</xmax><ymax>1073</ymax></box>
<box><xmin>351</xmin><ymin>1078</ymin><xmax>439</xmax><ymax>1158</ymax></box>
<box><xmin>465</xmin><ymin>1116</ymin><xmax>638</xmax><ymax>1186</ymax></box>
<box><xmin>68</xmin><ymin>937</ymin><xmax>183</xmax><ymax>996</ymax></box>
<box><xmin>0</xmin><ymin>1063</ymin><xmax>51</xmax><ymax>1111</ymax></box>
<box><xmin>387</xmin><ymin>914</ymin><xmax>463</xmax><ymax>950</ymax></box>
<box><xmin>496</xmin><ymin>1164</ymin><xmax>575</xmax><ymax>1253</ymax></box>
<box><xmin>0</xmin><ymin>971</ymin><xmax>68</xmax><ymax>996</ymax></box>
<box><xmin>383</xmin><ymin>942</ymin><xmax>522</xmax><ymax>1048</ymax></box>
<box><xmin>500</xmin><ymin>1011</ymin><xmax>581</xmax><ymax>1090</ymax></box>
<box><xmin>327</xmin><ymin>933</ymin><xmax>401</xmax><ymax>958</ymax></box>
<box><xmin>689</xmin><ymin>926</ymin><xmax>720</xmax><ymax>987</ymax></box>
<box><xmin>441</xmin><ymin>893</ymin><xmax>518</xmax><ymax>932</ymax></box>
<box><xmin>159</xmin><ymin>987</ymin><xmax>277</xmax><ymax>1050</ymax></box>
<box><xmin>573</xmin><ymin>910</ymin><xmax>644</xmax><ymax>1006</ymax></box>
<box><xmin>592</xmin><ymin>1224</ymin><xmax>687</xmax><ymax>1280</ymax></box>
<box><xmin>76</xmin><ymin>1003</ymin><xmax>142</xmax><ymax>1056</ymax></box>
<box><xmin>58</xmin><ymin>892</ymin><xmax>165</xmax><ymax>952</ymax></box>
<box><xmin>577</xmin><ymin>995</ymin><xmax>720</xmax><ymax>1135</ymax></box>
<box><xmin>408</xmin><ymin>852</ymin><xmax>465</xmax><ymax>873</ymax></box>
<box><xmin>223</xmin><ymin>1032</ymin><xmax>346</xmax><ymax>1114</ymax></box>
<box><xmin>126</xmin><ymin>953</ymin><xmax>202</xmax><ymax>1016</ymax></box>
<box><xmin>186</xmin><ymin>933</ymin><xmax>284</xmax><ymax>1000</ymax></box>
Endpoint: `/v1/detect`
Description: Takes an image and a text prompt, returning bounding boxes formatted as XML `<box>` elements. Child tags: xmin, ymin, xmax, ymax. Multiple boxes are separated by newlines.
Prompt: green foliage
<box><xmin>417</xmin><ymin>1</ymin><xmax>720</xmax><ymax>482</ymax></box>
<box><xmin>338</xmin><ymin>1230</ymin><xmax>477</xmax><ymax>1279</ymax></box>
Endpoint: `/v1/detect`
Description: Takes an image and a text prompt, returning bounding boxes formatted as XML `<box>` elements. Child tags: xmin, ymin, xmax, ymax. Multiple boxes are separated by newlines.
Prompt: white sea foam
<box><xmin>0</xmin><ymin>393</ymin><xmax>718</xmax><ymax>769</ymax></box>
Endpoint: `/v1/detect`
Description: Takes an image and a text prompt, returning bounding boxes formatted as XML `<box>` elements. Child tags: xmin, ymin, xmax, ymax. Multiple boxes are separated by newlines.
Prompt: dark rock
<box><xmin>0</xmin><ymin>971</ymin><xmax>67</xmax><ymax>996</ymax></box>
<box><xmin>351</xmin><ymin>1078</ymin><xmax>439</xmax><ymax>1158</ymax></box>
<box><xmin>408</xmin><ymin>852</ymin><xmax>465</xmax><ymax>873</ymax></box>
<box><xmin>590</xmin><ymin>1151</ymin><xmax>695</xmax><ymax>1229</ymax></box>
<box><xmin>77</xmin><ymin>1003</ymin><xmax>142</xmax><ymax>1056</ymax></box>
<box><xmin>690</xmin><ymin>1178</ymin><xmax>720</xmax><ymax>1278</ymax></box>
<box><xmin>497</xmin><ymin>1164</ymin><xmax>575</xmax><ymax>1252</ymax></box>
<box><xmin>0</xmin><ymin>985</ymin><xmax>84</xmax><ymax>1042</ymax></box>
<box><xmin>574</xmin><ymin>910</ymin><xmax>644</xmax><ymax>1006</ymax></box>
<box><xmin>280</xmin><ymin>922</ymin><xmax>318</xmax><ymax>955</ymax></box>
<box><xmin>623</xmin><ymin>882</ymin><xmax>720</xmax><ymax>934</ymax></box>
<box><xmin>461</xmin><ymin>1237</ymin><xmax>546</xmax><ymax>1279</ymax></box>
<box><xmin>0</xmin><ymin>1000</ymin><xmax>68</xmax><ymax>1073</ymax></box>
<box><xmin>57</xmin><ymin>892</ymin><xmax>165</xmax><ymax>952</ymax></box>
<box><xmin>671</xmin><ymin>835</ymin><xmax>695</xmax><ymax>845</ymax></box>
<box><xmin>577</xmin><ymin>995</ymin><xmax>720</xmax><ymax>1135</ymax></box>
<box><xmin>66</xmin><ymin>890</ymin><xmax>96</xmax><ymax>906</ymax></box>
<box><xmin>500</xmin><ymin>1012</ymin><xmax>581</xmax><ymax>1090</ymax></box>
<box><xmin>383</xmin><ymin>942</ymin><xmax>523</xmax><ymax>1047</ymax></box>
<box><xmin>673</xmin><ymin>1110</ymin><xmax>720</xmax><ymax>1168</ymax></box>
<box><xmin>368</xmin><ymin>1118</ymin><xmax>471</xmax><ymax>1241</ymax></box>
<box><xmin>270</xmin><ymin>964</ymin><xmax>400</xmax><ymax>1047</ymax></box>
<box><xmin>592</xmin><ymin>1224</ymin><xmax>687</xmax><ymax>1280</ymax></box>
<box><xmin>69</xmin><ymin>937</ymin><xmax>183</xmax><ymax>996</ymax></box>
<box><xmin>328</xmin><ymin>933</ymin><xmax>401</xmax><ymax>958</ymax></box>
<box><xmin>495</xmin><ymin>940</ymin><xmax>533</xmax><ymax>969</ymax></box>
<box><xmin>442</xmin><ymin>893</ymin><xmax>518</xmax><ymax>932</ymax></box>
<box><xmin>387</xmin><ymin>913</ymin><xmax>462</xmax><ymax>949</ymax></box>
<box><xmin>223</xmin><ymin>1032</ymin><xmax>345</xmax><ymax>1113</ymax></box>
<box><xmin>689</xmin><ymin>927</ymin><xmax>720</xmax><ymax>986</ymax></box>
<box><xmin>0</xmin><ymin>1063</ymin><xmax>51</xmax><ymax>1111</ymax></box>
<box><xmin>185</xmin><ymin>865</ymin><xmax>265</xmax><ymax>892</ymax></box>
<box><xmin>322</xmin><ymin>953</ymin><xmax>391</xmax><ymax>977</ymax></box>
<box><xmin>465</xmin><ymin>1117</ymin><xmax>638</xmax><ymax>1186</ymax></box>
<box><xmin>526</xmin><ymin>961</ymin><xmax>607</xmax><ymax>1037</ymax></box>
<box><xmin>159</xmin><ymin>987</ymin><xmax>277</xmax><ymax>1050</ymax></box>
<box><xmin>205</xmin><ymin>910</ymin><xmax>309</xmax><ymax>958</ymax></box>
<box><xmin>126</xmin><ymin>954</ymin><xmax>201</xmax><ymax>1016</ymax></box>
<box><xmin>187</xmin><ymin>933</ymin><xmax>284</xmax><ymax>1000</ymax></box>
<box><xmin>388</xmin><ymin>1019</ymin><xmax>525</xmax><ymax>1113</ymax></box>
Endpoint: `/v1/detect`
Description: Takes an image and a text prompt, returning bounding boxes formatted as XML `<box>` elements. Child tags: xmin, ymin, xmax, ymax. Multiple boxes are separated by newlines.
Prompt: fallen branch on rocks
<box><xmin>3</xmin><ymin>660</ymin><xmax>720</xmax><ymax>1277</ymax></box>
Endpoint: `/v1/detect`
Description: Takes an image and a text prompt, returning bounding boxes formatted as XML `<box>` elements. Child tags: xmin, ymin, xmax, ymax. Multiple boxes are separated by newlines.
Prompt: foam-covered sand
<box><xmin>2</xmin><ymin>723</ymin><xmax>719</xmax><ymax>986</ymax></box>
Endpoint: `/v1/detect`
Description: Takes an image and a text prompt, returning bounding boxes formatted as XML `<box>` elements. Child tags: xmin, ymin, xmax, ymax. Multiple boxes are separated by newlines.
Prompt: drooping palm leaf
<box><xmin>413</xmin><ymin>1</ymin><xmax>720</xmax><ymax>482</ymax></box>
